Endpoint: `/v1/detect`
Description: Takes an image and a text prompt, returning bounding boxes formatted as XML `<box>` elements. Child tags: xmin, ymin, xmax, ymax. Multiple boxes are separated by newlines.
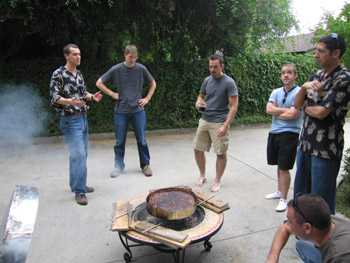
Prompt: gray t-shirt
<box><xmin>200</xmin><ymin>74</ymin><xmax>238</xmax><ymax>123</ymax></box>
<box><xmin>101</xmin><ymin>62</ymin><xmax>154</xmax><ymax>113</ymax></box>
<box><xmin>319</xmin><ymin>216</ymin><xmax>350</xmax><ymax>262</ymax></box>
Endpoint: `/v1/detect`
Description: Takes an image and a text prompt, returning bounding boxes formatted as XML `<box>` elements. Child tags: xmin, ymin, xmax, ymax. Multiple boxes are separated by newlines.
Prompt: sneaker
<box><xmin>75</xmin><ymin>194</ymin><xmax>88</xmax><ymax>206</ymax></box>
<box><xmin>86</xmin><ymin>186</ymin><xmax>94</xmax><ymax>193</ymax></box>
<box><xmin>143</xmin><ymin>165</ymin><xmax>152</xmax><ymax>177</ymax></box>
<box><xmin>265</xmin><ymin>191</ymin><xmax>282</xmax><ymax>200</ymax></box>
<box><xmin>110</xmin><ymin>169</ymin><xmax>122</xmax><ymax>178</ymax></box>
<box><xmin>276</xmin><ymin>199</ymin><xmax>287</xmax><ymax>212</ymax></box>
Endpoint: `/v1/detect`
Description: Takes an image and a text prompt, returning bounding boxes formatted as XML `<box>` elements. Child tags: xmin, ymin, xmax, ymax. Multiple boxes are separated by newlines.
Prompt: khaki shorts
<box><xmin>193</xmin><ymin>119</ymin><xmax>229</xmax><ymax>155</ymax></box>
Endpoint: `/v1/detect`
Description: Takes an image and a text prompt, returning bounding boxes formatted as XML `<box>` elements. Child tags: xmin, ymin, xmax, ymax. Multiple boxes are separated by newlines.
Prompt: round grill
<box><xmin>132</xmin><ymin>202</ymin><xmax>205</xmax><ymax>231</ymax></box>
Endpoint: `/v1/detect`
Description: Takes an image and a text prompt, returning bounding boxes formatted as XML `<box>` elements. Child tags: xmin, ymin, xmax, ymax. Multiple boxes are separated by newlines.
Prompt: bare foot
<box><xmin>196</xmin><ymin>176</ymin><xmax>207</xmax><ymax>187</ymax></box>
<box><xmin>211</xmin><ymin>183</ymin><xmax>221</xmax><ymax>192</ymax></box>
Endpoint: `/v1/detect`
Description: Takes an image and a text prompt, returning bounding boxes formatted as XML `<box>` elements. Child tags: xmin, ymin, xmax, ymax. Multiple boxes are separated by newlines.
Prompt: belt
<box><xmin>72</xmin><ymin>111</ymin><xmax>87</xmax><ymax>115</ymax></box>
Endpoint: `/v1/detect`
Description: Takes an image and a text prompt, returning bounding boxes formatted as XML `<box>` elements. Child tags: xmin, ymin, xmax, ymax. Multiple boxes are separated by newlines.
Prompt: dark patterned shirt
<box><xmin>49</xmin><ymin>66</ymin><xmax>89</xmax><ymax>116</ymax></box>
<box><xmin>299</xmin><ymin>63</ymin><xmax>350</xmax><ymax>160</ymax></box>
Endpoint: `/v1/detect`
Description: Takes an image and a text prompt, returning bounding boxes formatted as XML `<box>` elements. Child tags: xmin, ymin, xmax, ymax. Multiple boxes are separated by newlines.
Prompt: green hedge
<box><xmin>337</xmin><ymin>148</ymin><xmax>350</xmax><ymax>217</ymax></box>
<box><xmin>0</xmin><ymin>53</ymin><xmax>319</xmax><ymax>136</ymax></box>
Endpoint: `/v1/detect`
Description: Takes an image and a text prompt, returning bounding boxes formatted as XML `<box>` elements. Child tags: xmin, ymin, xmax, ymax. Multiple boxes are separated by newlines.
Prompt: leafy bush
<box><xmin>0</xmin><ymin>53</ymin><xmax>319</xmax><ymax>136</ymax></box>
<box><xmin>337</xmin><ymin>148</ymin><xmax>350</xmax><ymax>216</ymax></box>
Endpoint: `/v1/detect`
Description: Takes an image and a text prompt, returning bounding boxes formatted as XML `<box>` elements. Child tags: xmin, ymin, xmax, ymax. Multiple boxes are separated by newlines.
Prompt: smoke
<box><xmin>0</xmin><ymin>84</ymin><xmax>48</xmax><ymax>146</ymax></box>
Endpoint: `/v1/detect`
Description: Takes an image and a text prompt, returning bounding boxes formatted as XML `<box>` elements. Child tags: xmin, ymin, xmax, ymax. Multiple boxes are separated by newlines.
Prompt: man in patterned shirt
<box><xmin>50</xmin><ymin>44</ymin><xmax>103</xmax><ymax>206</ymax></box>
<box><xmin>294</xmin><ymin>34</ymin><xmax>350</xmax><ymax>214</ymax></box>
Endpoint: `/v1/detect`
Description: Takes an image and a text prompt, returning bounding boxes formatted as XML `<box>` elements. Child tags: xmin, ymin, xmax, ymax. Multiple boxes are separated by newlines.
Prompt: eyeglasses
<box><xmin>282</xmin><ymin>90</ymin><xmax>288</xmax><ymax>104</ymax></box>
<box><xmin>292</xmin><ymin>193</ymin><xmax>313</xmax><ymax>225</ymax></box>
<box><xmin>331</xmin><ymin>33</ymin><xmax>339</xmax><ymax>49</ymax></box>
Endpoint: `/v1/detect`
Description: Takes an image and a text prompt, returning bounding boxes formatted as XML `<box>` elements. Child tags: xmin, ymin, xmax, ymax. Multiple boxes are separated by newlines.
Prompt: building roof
<box><xmin>261</xmin><ymin>32</ymin><xmax>317</xmax><ymax>54</ymax></box>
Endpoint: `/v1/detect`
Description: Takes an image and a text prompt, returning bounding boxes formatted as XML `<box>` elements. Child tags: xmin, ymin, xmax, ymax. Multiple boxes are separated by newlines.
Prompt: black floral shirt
<box><xmin>299</xmin><ymin>63</ymin><xmax>350</xmax><ymax>160</ymax></box>
<box><xmin>49</xmin><ymin>66</ymin><xmax>89</xmax><ymax>116</ymax></box>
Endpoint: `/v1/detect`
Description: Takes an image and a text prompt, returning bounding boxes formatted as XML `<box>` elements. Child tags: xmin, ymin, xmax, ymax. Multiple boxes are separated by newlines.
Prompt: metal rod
<box><xmin>141</xmin><ymin>221</ymin><xmax>166</xmax><ymax>234</ymax></box>
<box><xmin>197</xmin><ymin>190</ymin><xmax>221</xmax><ymax>207</ymax></box>
<box><xmin>114</xmin><ymin>204</ymin><xmax>146</xmax><ymax>220</ymax></box>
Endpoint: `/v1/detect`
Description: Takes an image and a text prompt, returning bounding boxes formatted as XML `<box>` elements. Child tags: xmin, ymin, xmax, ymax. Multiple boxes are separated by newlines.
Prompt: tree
<box><xmin>118</xmin><ymin>0</ymin><xmax>297</xmax><ymax>62</ymax></box>
<box><xmin>0</xmin><ymin>0</ymin><xmax>128</xmax><ymax>61</ymax></box>
<box><xmin>313</xmin><ymin>3</ymin><xmax>350</xmax><ymax>68</ymax></box>
<box><xmin>0</xmin><ymin>0</ymin><xmax>297</xmax><ymax>62</ymax></box>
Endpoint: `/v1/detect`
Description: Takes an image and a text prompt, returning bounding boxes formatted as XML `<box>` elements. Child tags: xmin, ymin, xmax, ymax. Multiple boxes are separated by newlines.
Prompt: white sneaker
<box><xmin>265</xmin><ymin>191</ymin><xmax>281</xmax><ymax>200</ymax></box>
<box><xmin>276</xmin><ymin>199</ymin><xmax>287</xmax><ymax>212</ymax></box>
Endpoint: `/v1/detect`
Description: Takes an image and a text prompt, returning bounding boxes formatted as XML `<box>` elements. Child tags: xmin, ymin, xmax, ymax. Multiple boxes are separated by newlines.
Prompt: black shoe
<box><xmin>75</xmin><ymin>194</ymin><xmax>88</xmax><ymax>205</ymax></box>
<box><xmin>86</xmin><ymin>186</ymin><xmax>94</xmax><ymax>193</ymax></box>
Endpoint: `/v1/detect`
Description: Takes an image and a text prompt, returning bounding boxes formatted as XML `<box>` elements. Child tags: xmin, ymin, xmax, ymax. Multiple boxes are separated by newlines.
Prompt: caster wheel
<box><xmin>124</xmin><ymin>252</ymin><xmax>131</xmax><ymax>262</ymax></box>
<box><xmin>204</xmin><ymin>240</ymin><xmax>212</xmax><ymax>251</ymax></box>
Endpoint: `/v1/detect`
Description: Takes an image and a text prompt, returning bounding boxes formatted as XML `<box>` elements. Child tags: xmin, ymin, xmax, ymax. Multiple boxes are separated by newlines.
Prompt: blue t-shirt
<box><xmin>200</xmin><ymin>74</ymin><xmax>238</xmax><ymax>123</ymax></box>
<box><xmin>268</xmin><ymin>86</ymin><xmax>303</xmax><ymax>134</ymax></box>
<box><xmin>101</xmin><ymin>62</ymin><xmax>154</xmax><ymax>114</ymax></box>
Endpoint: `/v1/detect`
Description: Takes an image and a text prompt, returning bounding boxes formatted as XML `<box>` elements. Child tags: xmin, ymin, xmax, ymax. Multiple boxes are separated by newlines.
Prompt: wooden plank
<box><xmin>194</xmin><ymin>190</ymin><xmax>228</xmax><ymax>208</ymax></box>
<box><xmin>199</xmin><ymin>202</ymin><xmax>230</xmax><ymax>213</ymax></box>
<box><xmin>111</xmin><ymin>200</ymin><xmax>132</xmax><ymax>231</ymax></box>
<box><xmin>130</xmin><ymin>221</ymin><xmax>191</xmax><ymax>249</ymax></box>
<box><xmin>194</xmin><ymin>190</ymin><xmax>230</xmax><ymax>212</ymax></box>
<box><xmin>132</xmin><ymin>221</ymin><xmax>188</xmax><ymax>242</ymax></box>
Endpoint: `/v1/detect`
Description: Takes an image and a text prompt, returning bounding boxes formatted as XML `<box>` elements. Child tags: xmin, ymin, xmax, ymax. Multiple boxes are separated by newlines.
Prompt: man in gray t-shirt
<box><xmin>96</xmin><ymin>45</ymin><xmax>156</xmax><ymax>178</ymax></box>
<box><xmin>193</xmin><ymin>52</ymin><xmax>238</xmax><ymax>192</ymax></box>
<box><xmin>266</xmin><ymin>194</ymin><xmax>350</xmax><ymax>263</ymax></box>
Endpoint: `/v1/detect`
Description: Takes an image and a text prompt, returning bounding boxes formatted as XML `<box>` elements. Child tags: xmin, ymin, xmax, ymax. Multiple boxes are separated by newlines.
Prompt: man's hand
<box><xmin>217</xmin><ymin>125</ymin><xmax>228</xmax><ymax>137</ymax></box>
<box><xmin>92</xmin><ymin>91</ymin><xmax>103</xmax><ymax>102</ymax></box>
<box><xmin>71</xmin><ymin>97</ymin><xmax>86</xmax><ymax>108</ymax></box>
<box><xmin>265</xmin><ymin>222</ymin><xmax>294</xmax><ymax>263</ymax></box>
<box><xmin>96</xmin><ymin>78</ymin><xmax>119</xmax><ymax>100</ymax></box>
<box><xmin>195</xmin><ymin>100</ymin><xmax>206</xmax><ymax>109</ymax></box>
<box><xmin>110</xmin><ymin>92</ymin><xmax>119</xmax><ymax>100</ymax></box>
<box><xmin>276</xmin><ymin>106</ymin><xmax>301</xmax><ymax>120</ymax></box>
<box><xmin>138</xmin><ymin>97</ymin><xmax>150</xmax><ymax>107</ymax></box>
<box><xmin>302</xmin><ymin>80</ymin><xmax>323</xmax><ymax>93</ymax></box>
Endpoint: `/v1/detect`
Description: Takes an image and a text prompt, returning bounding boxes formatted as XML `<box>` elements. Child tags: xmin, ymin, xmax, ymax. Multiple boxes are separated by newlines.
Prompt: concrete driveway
<box><xmin>1</xmin><ymin>122</ymin><xmax>349</xmax><ymax>263</ymax></box>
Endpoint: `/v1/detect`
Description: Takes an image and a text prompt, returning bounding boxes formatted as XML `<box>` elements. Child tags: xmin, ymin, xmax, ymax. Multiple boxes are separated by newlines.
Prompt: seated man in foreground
<box><xmin>266</xmin><ymin>194</ymin><xmax>350</xmax><ymax>263</ymax></box>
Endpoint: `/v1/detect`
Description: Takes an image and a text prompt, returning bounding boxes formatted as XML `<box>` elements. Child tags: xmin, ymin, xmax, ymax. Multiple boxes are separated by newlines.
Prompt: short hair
<box><xmin>124</xmin><ymin>45</ymin><xmax>138</xmax><ymax>55</ymax></box>
<box><xmin>281</xmin><ymin>63</ymin><xmax>297</xmax><ymax>75</ymax></box>
<box><xmin>319</xmin><ymin>33</ymin><xmax>347</xmax><ymax>58</ymax></box>
<box><xmin>287</xmin><ymin>194</ymin><xmax>331</xmax><ymax>231</ymax></box>
<box><xmin>209</xmin><ymin>50</ymin><xmax>224</xmax><ymax>65</ymax></box>
<box><xmin>63</xmin><ymin>44</ymin><xmax>79</xmax><ymax>55</ymax></box>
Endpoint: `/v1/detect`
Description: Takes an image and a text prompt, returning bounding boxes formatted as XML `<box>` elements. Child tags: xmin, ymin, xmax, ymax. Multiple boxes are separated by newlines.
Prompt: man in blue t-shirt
<box><xmin>265</xmin><ymin>64</ymin><xmax>303</xmax><ymax>212</ymax></box>
<box><xmin>194</xmin><ymin>52</ymin><xmax>239</xmax><ymax>192</ymax></box>
<box><xmin>96</xmin><ymin>45</ymin><xmax>156</xmax><ymax>178</ymax></box>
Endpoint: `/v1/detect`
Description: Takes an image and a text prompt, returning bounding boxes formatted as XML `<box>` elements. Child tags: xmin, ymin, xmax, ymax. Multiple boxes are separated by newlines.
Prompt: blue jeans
<box><xmin>296</xmin><ymin>240</ymin><xmax>322</xmax><ymax>263</ymax></box>
<box><xmin>60</xmin><ymin>114</ymin><xmax>88</xmax><ymax>195</ymax></box>
<box><xmin>294</xmin><ymin>149</ymin><xmax>340</xmax><ymax>214</ymax></box>
<box><xmin>113</xmin><ymin>110</ymin><xmax>150</xmax><ymax>171</ymax></box>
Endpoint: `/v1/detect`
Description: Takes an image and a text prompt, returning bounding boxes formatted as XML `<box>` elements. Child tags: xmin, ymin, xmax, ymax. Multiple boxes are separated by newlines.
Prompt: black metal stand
<box><xmin>118</xmin><ymin>232</ymin><xmax>213</xmax><ymax>263</ymax></box>
<box><xmin>119</xmin><ymin>232</ymin><xmax>143</xmax><ymax>263</ymax></box>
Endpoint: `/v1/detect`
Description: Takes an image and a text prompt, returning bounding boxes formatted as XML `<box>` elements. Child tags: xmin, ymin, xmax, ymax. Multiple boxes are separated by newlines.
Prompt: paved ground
<box><xmin>1</xmin><ymin>122</ymin><xmax>349</xmax><ymax>263</ymax></box>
